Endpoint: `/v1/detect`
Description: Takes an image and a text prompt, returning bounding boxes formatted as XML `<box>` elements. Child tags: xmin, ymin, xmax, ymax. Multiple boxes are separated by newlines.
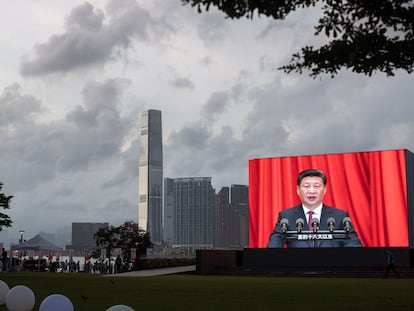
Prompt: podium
<box><xmin>283</xmin><ymin>229</ymin><xmax>350</xmax><ymax>242</ymax></box>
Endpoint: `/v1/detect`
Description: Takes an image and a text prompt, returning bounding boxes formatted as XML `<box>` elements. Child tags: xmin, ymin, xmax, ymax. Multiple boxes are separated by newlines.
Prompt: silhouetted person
<box><xmin>115</xmin><ymin>255</ymin><xmax>122</xmax><ymax>273</ymax></box>
<box><xmin>384</xmin><ymin>250</ymin><xmax>400</xmax><ymax>278</ymax></box>
<box><xmin>1</xmin><ymin>248</ymin><xmax>8</xmax><ymax>272</ymax></box>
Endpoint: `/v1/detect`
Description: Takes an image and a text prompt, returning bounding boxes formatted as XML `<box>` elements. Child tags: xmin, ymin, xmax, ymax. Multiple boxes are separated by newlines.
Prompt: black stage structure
<box><xmin>196</xmin><ymin>248</ymin><xmax>414</xmax><ymax>277</ymax></box>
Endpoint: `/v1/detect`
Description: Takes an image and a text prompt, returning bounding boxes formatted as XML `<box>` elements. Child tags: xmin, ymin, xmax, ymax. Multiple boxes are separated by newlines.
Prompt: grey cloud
<box><xmin>0</xmin><ymin>84</ymin><xmax>52</xmax><ymax>191</ymax></box>
<box><xmin>152</xmin><ymin>0</ymin><xmax>229</xmax><ymax>43</ymax></box>
<box><xmin>167</xmin><ymin>123</ymin><xmax>210</xmax><ymax>150</ymax></box>
<box><xmin>164</xmin><ymin>122</ymin><xmax>248</xmax><ymax>189</ymax></box>
<box><xmin>102</xmin><ymin>197</ymin><xmax>135</xmax><ymax>213</ymax></box>
<box><xmin>1</xmin><ymin>157</ymin><xmax>55</xmax><ymax>192</ymax></box>
<box><xmin>57</xmin><ymin>79</ymin><xmax>133</xmax><ymax>169</ymax></box>
<box><xmin>0</xmin><ymin>78</ymin><xmax>135</xmax><ymax>192</ymax></box>
<box><xmin>43</xmin><ymin>201</ymin><xmax>87</xmax><ymax>212</ymax></box>
<box><xmin>102</xmin><ymin>137</ymin><xmax>140</xmax><ymax>190</ymax></box>
<box><xmin>54</xmin><ymin>184</ymin><xmax>76</xmax><ymax>198</ymax></box>
<box><xmin>198</xmin><ymin>56</ymin><xmax>213</xmax><ymax>66</ymax></box>
<box><xmin>204</xmin><ymin>126</ymin><xmax>244</xmax><ymax>171</ymax></box>
<box><xmin>201</xmin><ymin>83</ymin><xmax>244</xmax><ymax>122</ymax></box>
<box><xmin>20</xmin><ymin>1</ymin><xmax>160</xmax><ymax>76</ymax></box>
<box><xmin>65</xmin><ymin>1</ymin><xmax>104</xmax><ymax>32</ymax></box>
<box><xmin>0</xmin><ymin>83</ymin><xmax>45</xmax><ymax>128</ymax></box>
<box><xmin>201</xmin><ymin>91</ymin><xmax>230</xmax><ymax>121</ymax></box>
<box><xmin>106</xmin><ymin>0</ymin><xmax>157</xmax><ymax>41</ymax></box>
<box><xmin>242</xmin><ymin>73</ymin><xmax>414</xmax><ymax>158</ymax></box>
<box><xmin>171</xmin><ymin>77</ymin><xmax>195</xmax><ymax>90</ymax></box>
<box><xmin>164</xmin><ymin>123</ymin><xmax>212</xmax><ymax>177</ymax></box>
<box><xmin>196</xmin><ymin>11</ymin><xmax>229</xmax><ymax>45</ymax></box>
<box><xmin>241</xmin><ymin>79</ymin><xmax>353</xmax><ymax>157</ymax></box>
<box><xmin>165</xmin><ymin>70</ymin><xmax>414</xmax><ymax>191</ymax></box>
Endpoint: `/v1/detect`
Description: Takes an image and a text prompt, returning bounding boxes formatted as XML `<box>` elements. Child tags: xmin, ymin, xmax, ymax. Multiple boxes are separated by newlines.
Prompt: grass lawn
<box><xmin>0</xmin><ymin>272</ymin><xmax>413</xmax><ymax>310</ymax></box>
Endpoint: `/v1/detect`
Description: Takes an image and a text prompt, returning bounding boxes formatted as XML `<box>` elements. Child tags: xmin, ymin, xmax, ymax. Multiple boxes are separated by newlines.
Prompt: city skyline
<box><xmin>1</xmin><ymin>0</ymin><xmax>414</xmax><ymax>243</ymax></box>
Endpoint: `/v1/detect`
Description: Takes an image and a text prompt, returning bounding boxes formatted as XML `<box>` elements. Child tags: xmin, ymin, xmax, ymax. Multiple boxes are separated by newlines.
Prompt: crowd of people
<box><xmin>0</xmin><ymin>248</ymin><xmax>132</xmax><ymax>274</ymax></box>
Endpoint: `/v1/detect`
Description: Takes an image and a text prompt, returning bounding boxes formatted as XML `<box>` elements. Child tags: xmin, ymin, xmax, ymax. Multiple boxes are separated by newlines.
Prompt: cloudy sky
<box><xmin>1</xmin><ymin>0</ymin><xmax>413</xmax><ymax>245</ymax></box>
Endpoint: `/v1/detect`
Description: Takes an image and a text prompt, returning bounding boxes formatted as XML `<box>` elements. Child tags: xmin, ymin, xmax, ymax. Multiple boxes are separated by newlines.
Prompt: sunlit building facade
<box><xmin>138</xmin><ymin>109</ymin><xmax>163</xmax><ymax>245</ymax></box>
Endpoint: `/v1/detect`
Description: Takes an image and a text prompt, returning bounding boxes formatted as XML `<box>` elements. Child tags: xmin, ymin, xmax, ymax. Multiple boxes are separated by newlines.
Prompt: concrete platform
<box><xmin>106</xmin><ymin>265</ymin><xmax>196</xmax><ymax>277</ymax></box>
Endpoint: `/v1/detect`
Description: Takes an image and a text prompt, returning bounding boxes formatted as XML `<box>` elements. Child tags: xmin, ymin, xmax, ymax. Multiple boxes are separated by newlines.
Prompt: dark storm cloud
<box><xmin>20</xmin><ymin>0</ymin><xmax>162</xmax><ymax>76</ymax></box>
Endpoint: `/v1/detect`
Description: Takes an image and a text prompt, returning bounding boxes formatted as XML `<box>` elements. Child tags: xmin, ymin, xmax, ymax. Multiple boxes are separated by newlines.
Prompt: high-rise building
<box><xmin>214</xmin><ymin>184</ymin><xmax>249</xmax><ymax>249</ymax></box>
<box><xmin>164</xmin><ymin>177</ymin><xmax>215</xmax><ymax>254</ymax></box>
<box><xmin>214</xmin><ymin>186</ymin><xmax>231</xmax><ymax>248</ymax></box>
<box><xmin>230</xmin><ymin>184</ymin><xmax>249</xmax><ymax>248</ymax></box>
<box><xmin>138</xmin><ymin>109</ymin><xmax>163</xmax><ymax>245</ymax></box>
<box><xmin>70</xmin><ymin>222</ymin><xmax>109</xmax><ymax>253</ymax></box>
<box><xmin>163</xmin><ymin>178</ymin><xmax>175</xmax><ymax>246</ymax></box>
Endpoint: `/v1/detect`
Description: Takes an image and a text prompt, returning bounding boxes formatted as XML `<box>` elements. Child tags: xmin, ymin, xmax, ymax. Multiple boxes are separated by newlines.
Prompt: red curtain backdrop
<box><xmin>248</xmin><ymin>149</ymin><xmax>408</xmax><ymax>248</ymax></box>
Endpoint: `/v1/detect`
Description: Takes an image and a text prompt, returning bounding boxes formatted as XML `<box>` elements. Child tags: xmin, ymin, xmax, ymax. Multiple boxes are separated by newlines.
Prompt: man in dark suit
<box><xmin>267</xmin><ymin>168</ymin><xmax>362</xmax><ymax>248</ymax></box>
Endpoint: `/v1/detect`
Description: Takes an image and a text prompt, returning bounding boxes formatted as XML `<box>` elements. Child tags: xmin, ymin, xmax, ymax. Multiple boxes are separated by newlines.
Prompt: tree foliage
<box><xmin>93</xmin><ymin>221</ymin><xmax>153</xmax><ymax>262</ymax></box>
<box><xmin>0</xmin><ymin>182</ymin><xmax>13</xmax><ymax>230</ymax></box>
<box><xmin>181</xmin><ymin>0</ymin><xmax>414</xmax><ymax>77</ymax></box>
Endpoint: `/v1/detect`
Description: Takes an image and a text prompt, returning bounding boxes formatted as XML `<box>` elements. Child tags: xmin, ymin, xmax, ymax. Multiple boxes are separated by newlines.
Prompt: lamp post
<box><xmin>19</xmin><ymin>230</ymin><xmax>25</xmax><ymax>244</ymax></box>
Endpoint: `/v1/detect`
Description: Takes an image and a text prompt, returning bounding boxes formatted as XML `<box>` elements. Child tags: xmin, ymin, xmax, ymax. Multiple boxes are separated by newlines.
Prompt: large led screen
<box><xmin>248</xmin><ymin>149</ymin><xmax>414</xmax><ymax>248</ymax></box>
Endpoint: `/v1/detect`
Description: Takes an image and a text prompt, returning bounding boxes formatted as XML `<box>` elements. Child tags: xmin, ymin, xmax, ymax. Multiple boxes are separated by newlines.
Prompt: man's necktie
<box><xmin>308</xmin><ymin>211</ymin><xmax>314</xmax><ymax>231</ymax></box>
<box><xmin>308</xmin><ymin>211</ymin><xmax>315</xmax><ymax>247</ymax></box>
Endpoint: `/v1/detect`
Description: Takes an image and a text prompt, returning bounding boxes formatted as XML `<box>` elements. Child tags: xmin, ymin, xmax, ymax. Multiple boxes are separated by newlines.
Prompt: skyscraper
<box><xmin>164</xmin><ymin>177</ymin><xmax>215</xmax><ymax>254</ymax></box>
<box><xmin>71</xmin><ymin>222</ymin><xmax>109</xmax><ymax>253</ymax></box>
<box><xmin>214</xmin><ymin>186</ymin><xmax>231</xmax><ymax>248</ymax></box>
<box><xmin>138</xmin><ymin>109</ymin><xmax>163</xmax><ymax>245</ymax></box>
<box><xmin>230</xmin><ymin>184</ymin><xmax>249</xmax><ymax>248</ymax></box>
<box><xmin>214</xmin><ymin>184</ymin><xmax>249</xmax><ymax>249</ymax></box>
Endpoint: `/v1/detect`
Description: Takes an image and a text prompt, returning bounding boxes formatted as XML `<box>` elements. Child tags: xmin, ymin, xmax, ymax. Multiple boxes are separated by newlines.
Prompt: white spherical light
<box><xmin>106</xmin><ymin>305</ymin><xmax>135</xmax><ymax>311</ymax></box>
<box><xmin>39</xmin><ymin>294</ymin><xmax>74</xmax><ymax>311</ymax></box>
<box><xmin>0</xmin><ymin>280</ymin><xmax>10</xmax><ymax>304</ymax></box>
<box><xmin>6</xmin><ymin>285</ymin><xmax>35</xmax><ymax>311</ymax></box>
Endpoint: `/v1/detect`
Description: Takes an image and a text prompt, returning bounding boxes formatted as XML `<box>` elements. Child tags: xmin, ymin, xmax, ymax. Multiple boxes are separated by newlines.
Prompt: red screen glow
<box><xmin>248</xmin><ymin>149</ymin><xmax>409</xmax><ymax>248</ymax></box>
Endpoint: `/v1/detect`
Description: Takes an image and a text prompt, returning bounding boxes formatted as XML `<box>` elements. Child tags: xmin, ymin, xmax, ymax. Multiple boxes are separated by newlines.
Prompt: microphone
<box><xmin>343</xmin><ymin>217</ymin><xmax>352</xmax><ymax>232</ymax></box>
<box><xmin>311</xmin><ymin>218</ymin><xmax>319</xmax><ymax>233</ymax></box>
<box><xmin>295</xmin><ymin>218</ymin><xmax>304</xmax><ymax>233</ymax></box>
<box><xmin>280</xmin><ymin>218</ymin><xmax>289</xmax><ymax>233</ymax></box>
<box><xmin>327</xmin><ymin>217</ymin><xmax>336</xmax><ymax>232</ymax></box>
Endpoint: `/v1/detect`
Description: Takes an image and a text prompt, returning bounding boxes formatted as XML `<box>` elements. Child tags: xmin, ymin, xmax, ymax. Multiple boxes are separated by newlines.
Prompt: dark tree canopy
<box><xmin>94</xmin><ymin>221</ymin><xmax>152</xmax><ymax>261</ymax></box>
<box><xmin>182</xmin><ymin>0</ymin><xmax>414</xmax><ymax>77</ymax></box>
<box><xmin>0</xmin><ymin>182</ymin><xmax>13</xmax><ymax>230</ymax></box>
<box><xmin>116</xmin><ymin>221</ymin><xmax>153</xmax><ymax>260</ymax></box>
